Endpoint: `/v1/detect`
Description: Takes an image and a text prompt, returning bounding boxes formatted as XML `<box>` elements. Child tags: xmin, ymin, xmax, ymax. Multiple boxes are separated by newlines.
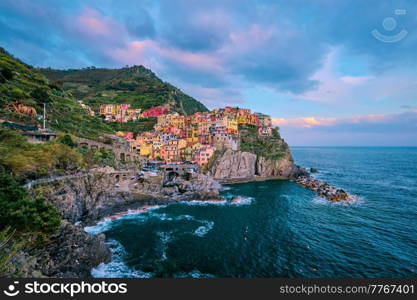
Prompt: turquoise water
<box><xmin>85</xmin><ymin>147</ymin><xmax>417</xmax><ymax>278</ymax></box>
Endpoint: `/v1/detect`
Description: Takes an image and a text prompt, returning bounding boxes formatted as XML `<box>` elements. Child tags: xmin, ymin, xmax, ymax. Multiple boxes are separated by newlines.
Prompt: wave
<box><xmin>312</xmin><ymin>195</ymin><xmax>364</xmax><ymax>206</ymax></box>
<box><xmin>194</xmin><ymin>221</ymin><xmax>214</xmax><ymax>237</ymax></box>
<box><xmin>91</xmin><ymin>239</ymin><xmax>152</xmax><ymax>278</ymax></box>
<box><xmin>151</xmin><ymin>213</ymin><xmax>215</xmax><ymax>238</ymax></box>
<box><xmin>180</xmin><ymin>200</ymin><xmax>227</xmax><ymax>206</ymax></box>
<box><xmin>229</xmin><ymin>196</ymin><xmax>254</xmax><ymax>206</ymax></box>
<box><xmin>84</xmin><ymin>205</ymin><xmax>166</xmax><ymax>234</ymax></box>
<box><xmin>176</xmin><ymin>269</ymin><xmax>216</xmax><ymax>278</ymax></box>
<box><xmin>84</xmin><ymin>219</ymin><xmax>114</xmax><ymax>235</ymax></box>
<box><xmin>157</xmin><ymin>231</ymin><xmax>172</xmax><ymax>261</ymax></box>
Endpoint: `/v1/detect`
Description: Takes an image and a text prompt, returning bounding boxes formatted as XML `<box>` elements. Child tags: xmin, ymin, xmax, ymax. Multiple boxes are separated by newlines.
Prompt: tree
<box><xmin>49</xmin><ymin>80</ymin><xmax>63</xmax><ymax>90</ymax></box>
<box><xmin>0</xmin><ymin>68</ymin><xmax>13</xmax><ymax>83</ymax></box>
<box><xmin>30</xmin><ymin>87</ymin><xmax>50</xmax><ymax>104</ymax></box>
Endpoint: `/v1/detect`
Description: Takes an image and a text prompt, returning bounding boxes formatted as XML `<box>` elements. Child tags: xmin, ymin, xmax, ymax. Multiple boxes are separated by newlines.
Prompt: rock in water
<box><xmin>295</xmin><ymin>175</ymin><xmax>352</xmax><ymax>202</ymax></box>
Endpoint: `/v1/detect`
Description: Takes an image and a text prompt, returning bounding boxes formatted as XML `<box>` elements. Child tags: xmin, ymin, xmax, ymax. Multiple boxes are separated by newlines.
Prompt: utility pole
<box><xmin>43</xmin><ymin>103</ymin><xmax>46</xmax><ymax>131</ymax></box>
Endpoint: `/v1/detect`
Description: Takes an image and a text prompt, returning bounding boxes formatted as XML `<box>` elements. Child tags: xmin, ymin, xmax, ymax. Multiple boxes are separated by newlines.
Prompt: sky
<box><xmin>1</xmin><ymin>0</ymin><xmax>417</xmax><ymax>146</ymax></box>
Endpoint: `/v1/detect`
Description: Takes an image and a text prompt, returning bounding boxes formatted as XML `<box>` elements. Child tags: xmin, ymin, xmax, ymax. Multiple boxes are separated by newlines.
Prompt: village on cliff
<box><xmin>98</xmin><ymin>104</ymin><xmax>273</xmax><ymax>166</ymax></box>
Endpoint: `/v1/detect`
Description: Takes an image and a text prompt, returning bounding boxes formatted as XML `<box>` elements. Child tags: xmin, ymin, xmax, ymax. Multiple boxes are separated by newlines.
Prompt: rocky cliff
<box><xmin>204</xmin><ymin>124</ymin><xmax>305</xmax><ymax>181</ymax></box>
<box><xmin>256</xmin><ymin>154</ymin><xmax>297</xmax><ymax>178</ymax></box>
<box><xmin>35</xmin><ymin>171</ymin><xmax>140</xmax><ymax>224</ymax></box>
<box><xmin>9</xmin><ymin>221</ymin><xmax>111</xmax><ymax>278</ymax></box>
<box><xmin>205</xmin><ymin>149</ymin><xmax>301</xmax><ymax>180</ymax></box>
<box><xmin>36</xmin><ymin>169</ymin><xmax>222</xmax><ymax>225</ymax></box>
<box><xmin>205</xmin><ymin>150</ymin><xmax>257</xmax><ymax>179</ymax></box>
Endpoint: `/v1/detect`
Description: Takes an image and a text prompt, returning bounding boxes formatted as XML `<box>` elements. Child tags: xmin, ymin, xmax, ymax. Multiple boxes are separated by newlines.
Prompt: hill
<box><xmin>38</xmin><ymin>65</ymin><xmax>209</xmax><ymax>115</ymax></box>
<box><xmin>0</xmin><ymin>47</ymin><xmax>113</xmax><ymax>140</ymax></box>
<box><xmin>0</xmin><ymin>47</ymin><xmax>209</xmax><ymax>140</ymax></box>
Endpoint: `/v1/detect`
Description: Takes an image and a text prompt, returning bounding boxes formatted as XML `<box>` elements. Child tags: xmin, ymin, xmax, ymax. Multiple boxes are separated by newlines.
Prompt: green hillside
<box><xmin>0</xmin><ymin>47</ymin><xmax>113</xmax><ymax>140</ymax></box>
<box><xmin>0</xmin><ymin>47</ymin><xmax>208</xmax><ymax>140</ymax></box>
<box><xmin>39</xmin><ymin>65</ymin><xmax>209</xmax><ymax>115</ymax></box>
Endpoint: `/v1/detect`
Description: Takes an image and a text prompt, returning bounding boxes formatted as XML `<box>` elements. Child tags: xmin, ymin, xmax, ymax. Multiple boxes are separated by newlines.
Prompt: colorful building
<box><xmin>194</xmin><ymin>145</ymin><xmax>215</xmax><ymax>166</ymax></box>
<box><xmin>142</xmin><ymin>105</ymin><xmax>170</xmax><ymax>117</ymax></box>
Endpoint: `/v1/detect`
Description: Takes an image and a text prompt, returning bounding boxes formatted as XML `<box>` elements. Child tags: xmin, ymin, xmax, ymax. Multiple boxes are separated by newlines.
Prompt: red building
<box><xmin>142</xmin><ymin>105</ymin><xmax>170</xmax><ymax>117</ymax></box>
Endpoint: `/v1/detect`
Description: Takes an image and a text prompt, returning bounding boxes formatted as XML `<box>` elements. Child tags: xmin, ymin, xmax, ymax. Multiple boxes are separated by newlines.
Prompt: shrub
<box><xmin>58</xmin><ymin>134</ymin><xmax>77</xmax><ymax>148</ymax></box>
<box><xmin>0</xmin><ymin>128</ymin><xmax>83</xmax><ymax>178</ymax></box>
<box><xmin>0</xmin><ymin>67</ymin><xmax>13</xmax><ymax>81</ymax></box>
<box><xmin>30</xmin><ymin>87</ymin><xmax>50</xmax><ymax>104</ymax></box>
<box><xmin>10</xmin><ymin>88</ymin><xmax>25</xmax><ymax>99</ymax></box>
<box><xmin>0</xmin><ymin>173</ymin><xmax>61</xmax><ymax>236</ymax></box>
<box><xmin>49</xmin><ymin>80</ymin><xmax>63</xmax><ymax>90</ymax></box>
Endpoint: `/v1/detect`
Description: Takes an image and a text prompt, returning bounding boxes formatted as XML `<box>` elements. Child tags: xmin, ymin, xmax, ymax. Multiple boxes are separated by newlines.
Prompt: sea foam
<box><xmin>91</xmin><ymin>239</ymin><xmax>152</xmax><ymax>278</ymax></box>
<box><xmin>194</xmin><ymin>221</ymin><xmax>214</xmax><ymax>237</ymax></box>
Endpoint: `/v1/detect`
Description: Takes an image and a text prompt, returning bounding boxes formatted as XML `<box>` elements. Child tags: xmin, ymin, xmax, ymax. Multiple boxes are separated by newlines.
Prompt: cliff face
<box><xmin>205</xmin><ymin>124</ymin><xmax>303</xmax><ymax>181</ymax></box>
<box><xmin>40</xmin><ymin>173</ymin><xmax>140</xmax><ymax>224</ymax></box>
<box><xmin>206</xmin><ymin>150</ymin><xmax>257</xmax><ymax>179</ymax></box>
<box><xmin>37</xmin><ymin>170</ymin><xmax>222</xmax><ymax>225</ymax></box>
<box><xmin>205</xmin><ymin>149</ymin><xmax>298</xmax><ymax>180</ymax></box>
<box><xmin>8</xmin><ymin>221</ymin><xmax>112</xmax><ymax>278</ymax></box>
<box><xmin>256</xmin><ymin>154</ymin><xmax>296</xmax><ymax>177</ymax></box>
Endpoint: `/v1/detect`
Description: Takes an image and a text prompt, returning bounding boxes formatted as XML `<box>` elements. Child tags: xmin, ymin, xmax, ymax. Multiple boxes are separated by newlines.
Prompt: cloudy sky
<box><xmin>1</xmin><ymin>0</ymin><xmax>417</xmax><ymax>146</ymax></box>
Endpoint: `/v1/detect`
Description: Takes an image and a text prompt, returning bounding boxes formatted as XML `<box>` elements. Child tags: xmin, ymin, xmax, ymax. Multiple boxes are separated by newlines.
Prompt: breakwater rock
<box><xmin>295</xmin><ymin>175</ymin><xmax>352</xmax><ymax>202</ymax></box>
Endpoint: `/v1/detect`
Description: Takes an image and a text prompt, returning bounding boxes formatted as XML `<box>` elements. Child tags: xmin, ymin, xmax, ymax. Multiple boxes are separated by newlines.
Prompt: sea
<box><xmin>84</xmin><ymin>147</ymin><xmax>417</xmax><ymax>278</ymax></box>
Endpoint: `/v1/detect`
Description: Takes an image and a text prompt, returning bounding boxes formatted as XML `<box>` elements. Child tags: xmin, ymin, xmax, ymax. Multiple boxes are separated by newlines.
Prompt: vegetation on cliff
<box><xmin>239</xmin><ymin>124</ymin><xmax>290</xmax><ymax>160</ymax></box>
<box><xmin>0</xmin><ymin>128</ymin><xmax>118</xmax><ymax>181</ymax></box>
<box><xmin>0</xmin><ymin>172</ymin><xmax>61</xmax><ymax>276</ymax></box>
<box><xmin>0</xmin><ymin>128</ymin><xmax>84</xmax><ymax>180</ymax></box>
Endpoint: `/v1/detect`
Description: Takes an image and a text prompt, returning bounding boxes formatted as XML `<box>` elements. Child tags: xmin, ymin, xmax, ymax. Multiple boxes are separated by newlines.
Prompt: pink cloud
<box><xmin>109</xmin><ymin>38</ymin><xmax>224</xmax><ymax>73</ymax></box>
<box><xmin>73</xmin><ymin>8</ymin><xmax>129</xmax><ymax>49</ymax></box>
<box><xmin>272</xmin><ymin>110</ymin><xmax>417</xmax><ymax>129</ymax></box>
<box><xmin>76</xmin><ymin>8</ymin><xmax>116</xmax><ymax>36</ymax></box>
<box><xmin>272</xmin><ymin>117</ymin><xmax>337</xmax><ymax>128</ymax></box>
<box><xmin>340</xmin><ymin>75</ymin><xmax>374</xmax><ymax>85</ymax></box>
<box><xmin>109</xmin><ymin>40</ymin><xmax>153</xmax><ymax>65</ymax></box>
<box><xmin>228</xmin><ymin>24</ymin><xmax>275</xmax><ymax>51</ymax></box>
<box><xmin>156</xmin><ymin>46</ymin><xmax>223</xmax><ymax>72</ymax></box>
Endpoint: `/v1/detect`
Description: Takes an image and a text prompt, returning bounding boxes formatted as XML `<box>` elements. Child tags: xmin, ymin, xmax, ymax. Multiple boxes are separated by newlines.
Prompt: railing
<box><xmin>23</xmin><ymin>170</ymin><xmax>136</xmax><ymax>189</ymax></box>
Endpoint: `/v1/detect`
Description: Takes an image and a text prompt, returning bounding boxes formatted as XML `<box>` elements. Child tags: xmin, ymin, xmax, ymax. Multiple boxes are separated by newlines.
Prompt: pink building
<box><xmin>194</xmin><ymin>146</ymin><xmax>215</xmax><ymax>166</ymax></box>
<box><xmin>124</xmin><ymin>132</ymin><xmax>134</xmax><ymax>140</ymax></box>
<box><xmin>142</xmin><ymin>105</ymin><xmax>170</xmax><ymax>117</ymax></box>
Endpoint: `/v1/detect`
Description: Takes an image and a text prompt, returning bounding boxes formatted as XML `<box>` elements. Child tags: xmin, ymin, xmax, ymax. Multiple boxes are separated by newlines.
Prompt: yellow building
<box><xmin>100</xmin><ymin>104</ymin><xmax>117</xmax><ymax>115</ymax></box>
<box><xmin>139</xmin><ymin>143</ymin><xmax>152</xmax><ymax>157</ymax></box>
<box><xmin>172</xmin><ymin>116</ymin><xmax>185</xmax><ymax>129</ymax></box>
<box><xmin>225</xmin><ymin>117</ymin><xmax>238</xmax><ymax>135</ymax></box>
<box><xmin>177</xmin><ymin>139</ymin><xmax>187</xmax><ymax>150</ymax></box>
